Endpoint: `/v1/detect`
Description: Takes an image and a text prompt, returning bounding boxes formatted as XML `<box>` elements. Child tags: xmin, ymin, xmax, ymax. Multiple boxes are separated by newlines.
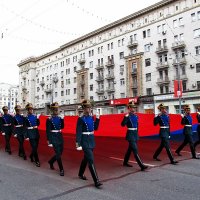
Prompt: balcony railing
<box><xmin>106</xmin><ymin>87</ymin><xmax>115</xmax><ymax>93</ymax></box>
<box><xmin>131</xmin><ymin>83</ymin><xmax>138</xmax><ymax>89</ymax></box>
<box><xmin>157</xmin><ymin>77</ymin><xmax>170</xmax><ymax>84</ymax></box>
<box><xmin>131</xmin><ymin>68</ymin><xmax>137</xmax><ymax>75</ymax></box>
<box><xmin>155</xmin><ymin>45</ymin><xmax>168</xmax><ymax>54</ymax></box>
<box><xmin>156</xmin><ymin>62</ymin><xmax>169</xmax><ymax>70</ymax></box>
<box><xmin>127</xmin><ymin>40</ymin><xmax>138</xmax><ymax>48</ymax></box>
<box><xmin>96</xmin><ymin>89</ymin><xmax>105</xmax><ymax>94</ymax></box>
<box><xmin>105</xmin><ymin>61</ymin><xmax>114</xmax><ymax>67</ymax></box>
<box><xmin>174</xmin><ymin>74</ymin><xmax>188</xmax><ymax>81</ymax></box>
<box><xmin>172</xmin><ymin>41</ymin><xmax>186</xmax><ymax>50</ymax></box>
<box><xmin>40</xmin><ymin>80</ymin><xmax>45</xmax><ymax>86</ymax></box>
<box><xmin>173</xmin><ymin>57</ymin><xmax>187</xmax><ymax>66</ymax></box>
<box><xmin>78</xmin><ymin>58</ymin><xmax>86</xmax><ymax>64</ymax></box>
<box><xmin>105</xmin><ymin>74</ymin><xmax>115</xmax><ymax>79</ymax></box>
<box><xmin>95</xmin><ymin>64</ymin><xmax>104</xmax><ymax>70</ymax></box>
<box><xmin>96</xmin><ymin>76</ymin><xmax>104</xmax><ymax>82</ymax></box>
<box><xmin>45</xmin><ymin>89</ymin><xmax>52</xmax><ymax>93</ymax></box>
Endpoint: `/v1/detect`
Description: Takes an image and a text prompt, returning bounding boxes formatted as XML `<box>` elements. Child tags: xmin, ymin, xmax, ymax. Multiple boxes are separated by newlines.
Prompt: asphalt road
<box><xmin>0</xmin><ymin>134</ymin><xmax>200</xmax><ymax>200</ymax></box>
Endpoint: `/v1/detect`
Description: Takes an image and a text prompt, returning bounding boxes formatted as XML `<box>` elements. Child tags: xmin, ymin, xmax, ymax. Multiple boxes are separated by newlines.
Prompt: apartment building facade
<box><xmin>0</xmin><ymin>83</ymin><xmax>19</xmax><ymax>113</ymax></box>
<box><xmin>18</xmin><ymin>0</ymin><xmax>200</xmax><ymax>115</ymax></box>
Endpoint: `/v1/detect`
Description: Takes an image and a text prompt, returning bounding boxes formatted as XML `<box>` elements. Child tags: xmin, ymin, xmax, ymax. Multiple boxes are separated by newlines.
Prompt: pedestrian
<box><xmin>194</xmin><ymin>106</ymin><xmax>200</xmax><ymax>149</ymax></box>
<box><xmin>76</xmin><ymin>99</ymin><xmax>102</xmax><ymax>188</ymax></box>
<box><xmin>175</xmin><ymin>105</ymin><xmax>199</xmax><ymax>159</ymax></box>
<box><xmin>121</xmin><ymin>101</ymin><xmax>148</xmax><ymax>170</ymax></box>
<box><xmin>24</xmin><ymin>103</ymin><xmax>40</xmax><ymax>167</ymax></box>
<box><xmin>13</xmin><ymin>105</ymin><xmax>26</xmax><ymax>160</ymax></box>
<box><xmin>46</xmin><ymin>102</ymin><xmax>64</xmax><ymax>176</ymax></box>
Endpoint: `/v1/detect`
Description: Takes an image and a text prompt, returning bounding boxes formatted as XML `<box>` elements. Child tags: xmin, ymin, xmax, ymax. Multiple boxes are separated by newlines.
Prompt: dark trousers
<box><xmin>124</xmin><ymin>141</ymin><xmax>138</xmax><ymax>163</ymax></box>
<box><xmin>29</xmin><ymin>138</ymin><xmax>39</xmax><ymax>162</ymax></box>
<box><xmin>5</xmin><ymin>134</ymin><xmax>11</xmax><ymax>152</ymax></box>
<box><xmin>49</xmin><ymin>143</ymin><xmax>64</xmax><ymax>170</ymax></box>
<box><xmin>153</xmin><ymin>137</ymin><xmax>174</xmax><ymax>162</ymax></box>
<box><xmin>17</xmin><ymin>134</ymin><xmax>25</xmax><ymax>156</ymax></box>
<box><xmin>176</xmin><ymin>134</ymin><xmax>196</xmax><ymax>157</ymax></box>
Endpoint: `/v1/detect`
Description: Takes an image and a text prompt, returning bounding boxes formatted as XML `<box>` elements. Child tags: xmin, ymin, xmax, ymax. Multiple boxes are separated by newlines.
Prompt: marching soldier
<box><xmin>13</xmin><ymin>105</ymin><xmax>27</xmax><ymax>160</ymax></box>
<box><xmin>24</xmin><ymin>103</ymin><xmax>41</xmax><ymax>167</ymax></box>
<box><xmin>194</xmin><ymin>106</ymin><xmax>200</xmax><ymax>149</ymax></box>
<box><xmin>46</xmin><ymin>102</ymin><xmax>64</xmax><ymax>176</ymax></box>
<box><xmin>0</xmin><ymin>106</ymin><xmax>13</xmax><ymax>154</ymax></box>
<box><xmin>175</xmin><ymin>105</ymin><xmax>199</xmax><ymax>159</ymax></box>
<box><xmin>121</xmin><ymin>101</ymin><xmax>148</xmax><ymax>171</ymax></box>
<box><xmin>76</xmin><ymin>100</ymin><xmax>102</xmax><ymax>188</ymax></box>
<box><xmin>153</xmin><ymin>103</ymin><xmax>178</xmax><ymax>164</ymax></box>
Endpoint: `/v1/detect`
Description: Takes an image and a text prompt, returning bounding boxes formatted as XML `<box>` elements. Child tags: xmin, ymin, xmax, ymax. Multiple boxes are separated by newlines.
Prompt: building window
<box><xmin>120</xmin><ymin>93</ymin><xmax>125</xmax><ymax>98</ymax></box>
<box><xmin>120</xmin><ymin>65</ymin><xmax>124</xmax><ymax>73</ymax></box>
<box><xmin>191</xmin><ymin>13</ymin><xmax>196</xmax><ymax>22</ymax></box>
<box><xmin>182</xmin><ymin>81</ymin><xmax>187</xmax><ymax>91</ymax></box>
<box><xmin>196</xmin><ymin>63</ymin><xmax>200</xmax><ymax>73</ymax></box>
<box><xmin>61</xmin><ymin>91</ymin><xmax>64</xmax><ymax>96</ymax></box>
<box><xmin>179</xmin><ymin>17</ymin><xmax>184</xmax><ymax>26</ymax></box>
<box><xmin>165</xmin><ymin>86</ymin><xmax>169</xmax><ymax>93</ymax></box>
<box><xmin>118</xmin><ymin>40</ymin><xmax>121</xmax><ymax>47</ymax></box>
<box><xmin>119</xmin><ymin>52</ymin><xmax>124</xmax><ymax>59</ymax></box>
<box><xmin>55</xmin><ymin>92</ymin><xmax>58</xmax><ymax>97</ymax></box>
<box><xmin>89</xmin><ymin>61</ymin><xmax>93</xmax><ymax>68</ymax></box>
<box><xmin>120</xmin><ymin>78</ymin><xmax>125</xmax><ymax>85</ymax></box>
<box><xmin>146</xmin><ymin>88</ymin><xmax>152</xmax><ymax>95</ymax></box>
<box><xmin>197</xmin><ymin>81</ymin><xmax>200</xmax><ymax>89</ymax></box>
<box><xmin>182</xmin><ymin>66</ymin><xmax>186</xmax><ymax>75</ymax></box>
<box><xmin>195</xmin><ymin>46</ymin><xmax>200</xmax><ymax>55</ymax></box>
<box><xmin>157</xmin><ymin>25</ymin><xmax>161</xmax><ymax>34</ymax></box>
<box><xmin>111</xmin><ymin>42</ymin><xmax>113</xmax><ymax>49</ymax></box>
<box><xmin>90</xmin><ymin>85</ymin><xmax>93</xmax><ymax>91</ymax></box>
<box><xmin>145</xmin><ymin>58</ymin><xmax>151</xmax><ymax>67</ymax></box>
<box><xmin>194</xmin><ymin>29</ymin><xmax>200</xmax><ymax>38</ymax></box>
<box><xmin>143</xmin><ymin>30</ymin><xmax>146</xmax><ymax>38</ymax></box>
<box><xmin>198</xmin><ymin>11</ymin><xmax>200</xmax><ymax>20</ymax></box>
<box><xmin>74</xmin><ymin>66</ymin><xmax>77</xmax><ymax>72</ymax></box>
<box><xmin>37</xmin><ymin>87</ymin><xmax>40</xmax><ymax>92</ymax></box>
<box><xmin>147</xmin><ymin>29</ymin><xmax>151</xmax><ymax>37</ymax></box>
<box><xmin>74</xmin><ymin>77</ymin><xmax>77</xmax><ymax>83</ymax></box>
<box><xmin>173</xmin><ymin>20</ymin><xmax>178</xmax><ymax>28</ymax></box>
<box><xmin>146</xmin><ymin>73</ymin><xmax>151</xmax><ymax>82</ymax></box>
<box><xmin>90</xmin><ymin>73</ymin><xmax>93</xmax><ymax>79</ymax></box>
<box><xmin>160</xmin><ymin>86</ymin><xmax>164</xmax><ymax>94</ymax></box>
<box><xmin>74</xmin><ymin>88</ymin><xmax>76</xmax><ymax>94</ymax></box>
<box><xmin>144</xmin><ymin>44</ymin><xmax>150</xmax><ymax>52</ymax></box>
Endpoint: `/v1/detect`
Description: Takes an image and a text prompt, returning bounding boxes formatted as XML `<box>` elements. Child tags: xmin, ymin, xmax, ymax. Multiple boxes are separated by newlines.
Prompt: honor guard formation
<box><xmin>0</xmin><ymin>100</ymin><xmax>200</xmax><ymax>189</ymax></box>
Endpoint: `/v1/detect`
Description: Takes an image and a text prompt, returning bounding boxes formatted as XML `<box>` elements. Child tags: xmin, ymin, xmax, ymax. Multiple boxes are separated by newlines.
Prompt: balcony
<box><xmin>131</xmin><ymin>83</ymin><xmax>138</xmax><ymax>89</ymax></box>
<box><xmin>172</xmin><ymin>41</ymin><xmax>186</xmax><ymax>50</ymax></box>
<box><xmin>172</xmin><ymin>57</ymin><xmax>187</xmax><ymax>66</ymax></box>
<box><xmin>131</xmin><ymin>68</ymin><xmax>137</xmax><ymax>76</ymax></box>
<box><xmin>96</xmin><ymin>89</ymin><xmax>105</xmax><ymax>94</ymax></box>
<box><xmin>127</xmin><ymin>40</ymin><xmax>138</xmax><ymax>48</ymax></box>
<box><xmin>156</xmin><ymin>62</ymin><xmax>169</xmax><ymax>70</ymax></box>
<box><xmin>78</xmin><ymin>58</ymin><xmax>86</xmax><ymax>64</ymax></box>
<box><xmin>157</xmin><ymin>77</ymin><xmax>170</xmax><ymax>85</ymax></box>
<box><xmin>155</xmin><ymin>46</ymin><xmax>168</xmax><ymax>54</ymax></box>
<box><xmin>45</xmin><ymin>89</ymin><xmax>52</xmax><ymax>93</ymax></box>
<box><xmin>105</xmin><ymin>61</ymin><xmax>114</xmax><ymax>67</ymax></box>
<box><xmin>96</xmin><ymin>76</ymin><xmax>104</xmax><ymax>82</ymax></box>
<box><xmin>105</xmin><ymin>74</ymin><xmax>115</xmax><ymax>80</ymax></box>
<box><xmin>106</xmin><ymin>87</ymin><xmax>115</xmax><ymax>93</ymax></box>
<box><xmin>40</xmin><ymin>80</ymin><xmax>45</xmax><ymax>86</ymax></box>
<box><xmin>174</xmin><ymin>74</ymin><xmax>188</xmax><ymax>81</ymax></box>
<box><xmin>95</xmin><ymin>64</ymin><xmax>104</xmax><ymax>70</ymax></box>
<box><xmin>53</xmin><ymin>76</ymin><xmax>58</xmax><ymax>83</ymax></box>
<box><xmin>22</xmin><ymin>86</ymin><xmax>27</xmax><ymax>92</ymax></box>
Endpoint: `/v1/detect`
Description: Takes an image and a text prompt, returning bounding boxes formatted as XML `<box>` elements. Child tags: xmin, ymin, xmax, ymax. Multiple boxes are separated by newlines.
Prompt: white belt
<box><xmin>185</xmin><ymin>125</ymin><xmax>192</xmax><ymax>127</ymax></box>
<box><xmin>15</xmin><ymin>125</ymin><xmax>23</xmax><ymax>127</ymax></box>
<box><xmin>27</xmin><ymin>126</ymin><xmax>38</xmax><ymax>129</ymax></box>
<box><xmin>160</xmin><ymin>126</ymin><xmax>169</xmax><ymax>128</ymax></box>
<box><xmin>3</xmin><ymin>124</ymin><xmax>11</xmax><ymax>126</ymax></box>
<box><xmin>128</xmin><ymin>128</ymin><xmax>137</xmax><ymax>130</ymax></box>
<box><xmin>82</xmin><ymin>132</ymin><xmax>94</xmax><ymax>135</ymax></box>
<box><xmin>51</xmin><ymin>130</ymin><xmax>61</xmax><ymax>133</ymax></box>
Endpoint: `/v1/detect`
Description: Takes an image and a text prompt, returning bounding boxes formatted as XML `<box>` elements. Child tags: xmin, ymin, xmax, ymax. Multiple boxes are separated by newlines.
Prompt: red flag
<box><xmin>174</xmin><ymin>80</ymin><xmax>183</xmax><ymax>97</ymax></box>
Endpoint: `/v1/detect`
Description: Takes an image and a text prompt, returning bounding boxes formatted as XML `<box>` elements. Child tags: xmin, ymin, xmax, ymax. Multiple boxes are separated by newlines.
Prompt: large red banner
<box><xmin>174</xmin><ymin>80</ymin><xmax>183</xmax><ymax>98</ymax></box>
<box><xmin>38</xmin><ymin>113</ymin><xmax>198</xmax><ymax>138</ymax></box>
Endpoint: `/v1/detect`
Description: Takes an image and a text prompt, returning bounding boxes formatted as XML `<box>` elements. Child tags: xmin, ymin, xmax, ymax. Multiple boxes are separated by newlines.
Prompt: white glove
<box><xmin>181</xmin><ymin>114</ymin><xmax>184</xmax><ymax>118</ymax></box>
<box><xmin>125</xmin><ymin>113</ymin><xmax>129</xmax><ymax>117</ymax></box>
<box><xmin>169</xmin><ymin>135</ymin><xmax>171</xmax><ymax>139</ymax></box>
<box><xmin>25</xmin><ymin>138</ymin><xmax>29</xmax><ymax>141</ymax></box>
<box><xmin>14</xmin><ymin>134</ymin><xmax>17</xmax><ymax>138</ymax></box>
<box><xmin>48</xmin><ymin>144</ymin><xmax>53</xmax><ymax>147</ymax></box>
<box><xmin>76</xmin><ymin>146</ymin><xmax>83</xmax><ymax>151</ymax></box>
<box><xmin>2</xmin><ymin>132</ymin><xmax>5</xmax><ymax>136</ymax></box>
<box><xmin>96</xmin><ymin>111</ymin><xmax>100</xmax><ymax>119</ymax></box>
<box><xmin>197</xmin><ymin>112</ymin><xmax>200</xmax><ymax>115</ymax></box>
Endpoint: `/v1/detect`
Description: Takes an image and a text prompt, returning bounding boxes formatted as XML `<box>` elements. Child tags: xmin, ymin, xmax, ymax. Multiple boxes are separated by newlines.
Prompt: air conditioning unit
<box><xmin>190</xmin><ymin>65</ymin><xmax>195</xmax><ymax>69</ymax></box>
<box><xmin>192</xmin><ymin>83</ymin><xmax>196</xmax><ymax>88</ymax></box>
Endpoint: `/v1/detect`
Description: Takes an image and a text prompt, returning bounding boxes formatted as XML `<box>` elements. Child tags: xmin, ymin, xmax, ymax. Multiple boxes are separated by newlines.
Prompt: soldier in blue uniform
<box><xmin>153</xmin><ymin>103</ymin><xmax>178</xmax><ymax>164</ymax></box>
<box><xmin>121</xmin><ymin>101</ymin><xmax>148</xmax><ymax>171</ymax></box>
<box><xmin>46</xmin><ymin>102</ymin><xmax>64</xmax><ymax>176</ymax></box>
<box><xmin>24</xmin><ymin>103</ymin><xmax>41</xmax><ymax>167</ymax></box>
<box><xmin>194</xmin><ymin>106</ymin><xmax>200</xmax><ymax>149</ymax></box>
<box><xmin>175</xmin><ymin>105</ymin><xmax>199</xmax><ymax>159</ymax></box>
<box><xmin>76</xmin><ymin>99</ymin><xmax>102</xmax><ymax>188</ymax></box>
<box><xmin>13</xmin><ymin>105</ymin><xmax>26</xmax><ymax>160</ymax></box>
<box><xmin>0</xmin><ymin>106</ymin><xmax>13</xmax><ymax>154</ymax></box>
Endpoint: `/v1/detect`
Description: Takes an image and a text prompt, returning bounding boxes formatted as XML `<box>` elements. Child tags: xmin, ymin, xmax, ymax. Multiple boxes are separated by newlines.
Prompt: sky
<box><xmin>0</xmin><ymin>0</ymin><xmax>160</xmax><ymax>85</ymax></box>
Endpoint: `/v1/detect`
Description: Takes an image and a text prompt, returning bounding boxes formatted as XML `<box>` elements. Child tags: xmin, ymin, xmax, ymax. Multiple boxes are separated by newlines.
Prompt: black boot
<box><xmin>166</xmin><ymin>148</ymin><xmax>178</xmax><ymax>165</ymax></box>
<box><xmin>48</xmin><ymin>156</ymin><xmax>56</xmax><ymax>170</ymax></box>
<box><xmin>134</xmin><ymin>154</ymin><xmax>148</xmax><ymax>171</ymax></box>
<box><xmin>88</xmin><ymin>164</ymin><xmax>102</xmax><ymax>188</ymax></box>
<box><xmin>29</xmin><ymin>154</ymin><xmax>34</xmax><ymax>162</ymax></box>
<box><xmin>78</xmin><ymin>159</ymin><xmax>87</xmax><ymax>180</ymax></box>
<box><xmin>57</xmin><ymin>158</ymin><xmax>64</xmax><ymax>176</ymax></box>
<box><xmin>190</xmin><ymin>144</ymin><xmax>199</xmax><ymax>159</ymax></box>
